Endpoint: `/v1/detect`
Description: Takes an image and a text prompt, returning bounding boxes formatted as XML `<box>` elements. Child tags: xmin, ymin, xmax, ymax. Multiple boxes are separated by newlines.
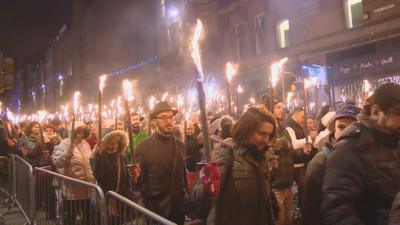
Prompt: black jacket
<box><xmin>193</xmin><ymin>139</ymin><xmax>275</xmax><ymax>225</ymax></box>
<box><xmin>389</xmin><ymin>191</ymin><xmax>400</xmax><ymax>225</ymax></box>
<box><xmin>91</xmin><ymin>152</ymin><xmax>132</xmax><ymax>199</ymax></box>
<box><xmin>135</xmin><ymin>132</ymin><xmax>186</xmax><ymax>220</ymax></box>
<box><xmin>270</xmin><ymin>122</ymin><xmax>311</xmax><ymax>189</ymax></box>
<box><xmin>322</xmin><ymin>115</ymin><xmax>400</xmax><ymax>225</ymax></box>
<box><xmin>303</xmin><ymin>132</ymin><xmax>335</xmax><ymax>225</ymax></box>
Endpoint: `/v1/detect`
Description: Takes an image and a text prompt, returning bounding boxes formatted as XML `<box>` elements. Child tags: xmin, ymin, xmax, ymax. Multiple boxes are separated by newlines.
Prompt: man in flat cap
<box><xmin>322</xmin><ymin>83</ymin><xmax>400</xmax><ymax>225</ymax></box>
<box><xmin>134</xmin><ymin>101</ymin><xmax>186</xmax><ymax>225</ymax></box>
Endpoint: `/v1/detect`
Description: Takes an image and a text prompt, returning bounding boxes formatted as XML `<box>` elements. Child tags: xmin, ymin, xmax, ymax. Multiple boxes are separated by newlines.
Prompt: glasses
<box><xmin>156</xmin><ymin>116</ymin><xmax>175</xmax><ymax>121</ymax></box>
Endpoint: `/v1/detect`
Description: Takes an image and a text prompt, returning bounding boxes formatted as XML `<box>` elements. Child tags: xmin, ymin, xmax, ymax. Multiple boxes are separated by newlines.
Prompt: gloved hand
<box><xmin>199</xmin><ymin>162</ymin><xmax>221</xmax><ymax>197</ymax></box>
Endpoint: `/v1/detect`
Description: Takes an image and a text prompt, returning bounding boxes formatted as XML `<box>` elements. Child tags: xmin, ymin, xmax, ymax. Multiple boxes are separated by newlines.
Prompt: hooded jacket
<box><xmin>193</xmin><ymin>138</ymin><xmax>275</xmax><ymax>225</ymax></box>
<box><xmin>52</xmin><ymin>138</ymin><xmax>95</xmax><ymax>199</ymax></box>
<box><xmin>91</xmin><ymin>130</ymin><xmax>132</xmax><ymax>199</ymax></box>
<box><xmin>322</xmin><ymin>113</ymin><xmax>400</xmax><ymax>225</ymax></box>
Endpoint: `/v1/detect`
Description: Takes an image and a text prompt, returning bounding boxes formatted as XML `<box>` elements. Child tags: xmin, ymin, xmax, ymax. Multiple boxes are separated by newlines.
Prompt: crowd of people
<box><xmin>0</xmin><ymin>83</ymin><xmax>399</xmax><ymax>225</ymax></box>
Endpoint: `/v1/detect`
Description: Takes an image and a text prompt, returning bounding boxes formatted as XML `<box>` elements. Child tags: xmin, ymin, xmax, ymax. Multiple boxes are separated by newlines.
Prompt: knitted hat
<box><xmin>335</xmin><ymin>104</ymin><xmax>361</xmax><ymax>121</ymax></box>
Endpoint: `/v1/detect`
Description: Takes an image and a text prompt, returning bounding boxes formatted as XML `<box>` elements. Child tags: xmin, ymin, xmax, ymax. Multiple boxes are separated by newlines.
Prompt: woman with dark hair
<box><xmin>193</xmin><ymin>105</ymin><xmax>276</xmax><ymax>225</ymax></box>
<box><xmin>52</xmin><ymin>125</ymin><xmax>95</xmax><ymax>225</ymax></box>
<box><xmin>91</xmin><ymin>130</ymin><xmax>133</xmax><ymax>224</ymax></box>
<box><xmin>17</xmin><ymin>121</ymin><xmax>46</xmax><ymax>166</ymax></box>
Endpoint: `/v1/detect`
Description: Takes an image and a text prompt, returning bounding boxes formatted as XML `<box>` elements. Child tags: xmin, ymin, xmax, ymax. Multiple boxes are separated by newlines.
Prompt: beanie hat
<box><xmin>335</xmin><ymin>103</ymin><xmax>361</xmax><ymax>121</ymax></box>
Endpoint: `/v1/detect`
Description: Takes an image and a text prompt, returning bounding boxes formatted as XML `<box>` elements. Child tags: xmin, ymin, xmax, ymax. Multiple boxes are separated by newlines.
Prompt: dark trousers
<box><xmin>63</xmin><ymin>199</ymin><xmax>92</xmax><ymax>225</ymax></box>
<box><xmin>294</xmin><ymin>166</ymin><xmax>306</xmax><ymax>215</ymax></box>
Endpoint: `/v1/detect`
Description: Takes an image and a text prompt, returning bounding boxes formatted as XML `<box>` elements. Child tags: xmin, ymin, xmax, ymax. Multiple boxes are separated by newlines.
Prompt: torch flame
<box><xmin>73</xmin><ymin>91</ymin><xmax>81</xmax><ymax>114</ymax></box>
<box><xmin>237</xmin><ymin>85</ymin><xmax>243</xmax><ymax>93</ymax></box>
<box><xmin>226</xmin><ymin>62</ymin><xmax>237</xmax><ymax>83</ymax></box>
<box><xmin>304</xmin><ymin>77</ymin><xmax>319</xmax><ymax>89</ymax></box>
<box><xmin>162</xmin><ymin>92</ymin><xmax>169</xmax><ymax>101</ymax></box>
<box><xmin>249</xmin><ymin>97</ymin><xmax>256</xmax><ymax>104</ymax></box>
<box><xmin>177</xmin><ymin>95</ymin><xmax>184</xmax><ymax>108</ymax></box>
<box><xmin>99</xmin><ymin>74</ymin><xmax>107</xmax><ymax>93</ymax></box>
<box><xmin>191</xmin><ymin>19</ymin><xmax>204</xmax><ymax>81</ymax></box>
<box><xmin>149</xmin><ymin>96</ymin><xmax>156</xmax><ymax>111</ymax></box>
<box><xmin>122</xmin><ymin>80</ymin><xmax>134</xmax><ymax>101</ymax></box>
<box><xmin>271</xmin><ymin>57</ymin><xmax>288</xmax><ymax>88</ymax></box>
<box><xmin>363</xmin><ymin>80</ymin><xmax>374</xmax><ymax>97</ymax></box>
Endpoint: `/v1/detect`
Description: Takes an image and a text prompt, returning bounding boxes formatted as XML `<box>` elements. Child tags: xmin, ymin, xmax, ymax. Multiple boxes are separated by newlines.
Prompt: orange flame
<box><xmin>237</xmin><ymin>85</ymin><xmax>243</xmax><ymax>93</ymax></box>
<box><xmin>191</xmin><ymin>19</ymin><xmax>204</xmax><ymax>81</ymax></box>
<box><xmin>122</xmin><ymin>80</ymin><xmax>134</xmax><ymax>101</ymax></box>
<box><xmin>73</xmin><ymin>91</ymin><xmax>81</xmax><ymax>114</ymax></box>
<box><xmin>99</xmin><ymin>74</ymin><xmax>107</xmax><ymax>93</ymax></box>
<box><xmin>271</xmin><ymin>57</ymin><xmax>288</xmax><ymax>88</ymax></box>
<box><xmin>226</xmin><ymin>62</ymin><xmax>237</xmax><ymax>83</ymax></box>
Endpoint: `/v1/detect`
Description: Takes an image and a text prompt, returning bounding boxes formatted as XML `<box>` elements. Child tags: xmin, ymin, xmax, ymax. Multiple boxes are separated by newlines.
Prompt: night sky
<box><xmin>0</xmin><ymin>0</ymin><xmax>71</xmax><ymax>60</ymax></box>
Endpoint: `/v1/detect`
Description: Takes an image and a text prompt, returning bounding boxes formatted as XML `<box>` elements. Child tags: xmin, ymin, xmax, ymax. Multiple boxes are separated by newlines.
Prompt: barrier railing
<box><xmin>0</xmin><ymin>154</ymin><xmax>16</xmax><ymax>220</ymax></box>
<box><xmin>34</xmin><ymin>167</ymin><xmax>106</xmax><ymax>225</ymax></box>
<box><xmin>13</xmin><ymin>154</ymin><xmax>35</xmax><ymax>224</ymax></box>
<box><xmin>7</xmin><ymin>155</ymin><xmax>177</xmax><ymax>225</ymax></box>
<box><xmin>105</xmin><ymin>191</ymin><xmax>176</xmax><ymax>225</ymax></box>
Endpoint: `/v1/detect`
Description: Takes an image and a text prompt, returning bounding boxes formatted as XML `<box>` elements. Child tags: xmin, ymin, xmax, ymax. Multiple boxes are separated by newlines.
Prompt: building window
<box><xmin>161</xmin><ymin>0</ymin><xmax>165</xmax><ymax>18</ymax></box>
<box><xmin>236</xmin><ymin>23</ymin><xmax>246</xmax><ymax>60</ymax></box>
<box><xmin>345</xmin><ymin>0</ymin><xmax>363</xmax><ymax>28</ymax></box>
<box><xmin>277</xmin><ymin>19</ymin><xmax>290</xmax><ymax>48</ymax></box>
<box><xmin>167</xmin><ymin>22</ymin><xmax>180</xmax><ymax>51</ymax></box>
<box><xmin>255</xmin><ymin>14</ymin><xmax>266</xmax><ymax>55</ymax></box>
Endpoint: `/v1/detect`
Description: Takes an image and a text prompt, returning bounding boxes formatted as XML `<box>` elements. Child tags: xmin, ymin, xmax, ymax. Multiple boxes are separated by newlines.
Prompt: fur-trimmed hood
<box><xmin>95</xmin><ymin>130</ymin><xmax>129</xmax><ymax>155</ymax></box>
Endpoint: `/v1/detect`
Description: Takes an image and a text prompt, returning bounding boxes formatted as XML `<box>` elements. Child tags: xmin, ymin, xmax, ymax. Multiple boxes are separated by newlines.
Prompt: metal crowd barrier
<box><xmin>105</xmin><ymin>191</ymin><xmax>176</xmax><ymax>225</ymax></box>
<box><xmin>7</xmin><ymin>155</ymin><xmax>177</xmax><ymax>225</ymax></box>
<box><xmin>34</xmin><ymin>167</ymin><xmax>106</xmax><ymax>225</ymax></box>
<box><xmin>0</xmin><ymin>154</ymin><xmax>16</xmax><ymax>220</ymax></box>
<box><xmin>13</xmin><ymin>154</ymin><xmax>35</xmax><ymax>224</ymax></box>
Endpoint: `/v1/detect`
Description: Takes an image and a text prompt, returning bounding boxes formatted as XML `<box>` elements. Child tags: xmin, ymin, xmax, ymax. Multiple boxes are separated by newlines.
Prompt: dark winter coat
<box><xmin>91</xmin><ymin>152</ymin><xmax>132</xmax><ymax>198</ymax></box>
<box><xmin>184</xmin><ymin>134</ymin><xmax>201</xmax><ymax>172</ymax></box>
<box><xmin>389</xmin><ymin>191</ymin><xmax>400</xmax><ymax>225</ymax></box>
<box><xmin>0</xmin><ymin>120</ymin><xmax>18</xmax><ymax>156</ymax></box>
<box><xmin>322</xmin><ymin>114</ymin><xmax>400</xmax><ymax>225</ymax></box>
<box><xmin>192</xmin><ymin>138</ymin><xmax>275</xmax><ymax>225</ymax></box>
<box><xmin>18</xmin><ymin>134</ymin><xmax>46</xmax><ymax>167</ymax></box>
<box><xmin>303</xmin><ymin>132</ymin><xmax>335</xmax><ymax>225</ymax></box>
<box><xmin>91</xmin><ymin>130</ymin><xmax>132</xmax><ymax>198</ymax></box>
<box><xmin>135</xmin><ymin>131</ymin><xmax>186</xmax><ymax>220</ymax></box>
<box><xmin>270</xmin><ymin>122</ymin><xmax>311</xmax><ymax>189</ymax></box>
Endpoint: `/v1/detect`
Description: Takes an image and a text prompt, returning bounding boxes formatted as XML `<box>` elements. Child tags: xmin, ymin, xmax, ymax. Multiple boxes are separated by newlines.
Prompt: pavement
<box><xmin>0</xmin><ymin>175</ymin><xmax>27</xmax><ymax>225</ymax></box>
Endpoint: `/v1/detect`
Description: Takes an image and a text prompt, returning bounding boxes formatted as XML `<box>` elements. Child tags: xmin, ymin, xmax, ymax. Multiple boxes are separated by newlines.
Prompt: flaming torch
<box><xmin>98</xmin><ymin>74</ymin><xmax>107</xmax><ymax>138</ymax></box>
<box><xmin>71</xmin><ymin>91</ymin><xmax>81</xmax><ymax>144</ymax></box>
<box><xmin>123</xmin><ymin>80</ymin><xmax>134</xmax><ymax>154</ymax></box>
<box><xmin>226</xmin><ymin>62</ymin><xmax>237</xmax><ymax>116</ymax></box>
<box><xmin>270</xmin><ymin>57</ymin><xmax>288</xmax><ymax>111</ymax></box>
<box><xmin>303</xmin><ymin>77</ymin><xmax>318</xmax><ymax>141</ymax></box>
<box><xmin>235</xmin><ymin>85</ymin><xmax>243</xmax><ymax>119</ymax></box>
<box><xmin>148</xmin><ymin>96</ymin><xmax>156</xmax><ymax>136</ymax></box>
<box><xmin>362</xmin><ymin>80</ymin><xmax>373</xmax><ymax>104</ymax></box>
<box><xmin>191</xmin><ymin>19</ymin><xmax>212</xmax><ymax>162</ymax></box>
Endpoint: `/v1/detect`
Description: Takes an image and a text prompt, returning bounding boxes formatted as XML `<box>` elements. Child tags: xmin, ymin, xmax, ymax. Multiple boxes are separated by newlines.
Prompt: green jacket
<box><xmin>126</xmin><ymin>129</ymin><xmax>148</xmax><ymax>164</ymax></box>
<box><xmin>193</xmin><ymin>138</ymin><xmax>275</xmax><ymax>225</ymax></box>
